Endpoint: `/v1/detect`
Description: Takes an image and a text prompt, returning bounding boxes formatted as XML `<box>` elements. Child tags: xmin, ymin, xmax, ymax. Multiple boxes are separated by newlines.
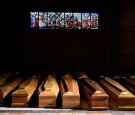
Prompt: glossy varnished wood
<box><xmin>116</xmin><ymin>77</ymin><xmax>135</xmax><ymax>95</ymax></box>
<box><xmin>100</xmin><ymin>77</ymin><xmax>135</xmax><ymax>110</ymax></box>
<box><xmin>0</xmin><ymin>71</ymin><xmax>16</xmax><ymax>85</ymax></box>
<box><xmin>11</xmin><ymin>74</ymin><xmax>40</xmax><ymax>107</ymax></box>
<box><xmin>114</xmin><ymin>75</ymin><xmax>135</xmax><ymax>107</ymax></box>
<box><xmin>37</xmin><ymin>73</ymin><xmax>59</xmax><ymax>107</ymax></box>
<box><xmin>0</xmin><ymin>73</ymin><xmax>23</xmax><ymax>106</ymax></box>
<box><xmin>75</xmin><ymin>72</ymin><xmax>109</xmax><ymax>110</ymax></box>
<box><xmin>60</xmin><ymin>73</ymin><xmax>80</xmax><ymax>109</ymax></box>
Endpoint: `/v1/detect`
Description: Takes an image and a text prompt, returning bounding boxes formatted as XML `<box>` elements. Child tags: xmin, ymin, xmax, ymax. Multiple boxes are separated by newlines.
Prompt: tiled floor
<box><xmin>0</xmin><ymin>108</ymin><xmax>134</xmax><ymax>115</ymax></box>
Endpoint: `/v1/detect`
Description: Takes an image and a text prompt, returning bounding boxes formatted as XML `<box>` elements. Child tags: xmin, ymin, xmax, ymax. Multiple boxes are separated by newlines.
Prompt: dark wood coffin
<box><xmin>11</xmin><ymin>74</ymin><xmax>40</xmax><ymax>107</ymax></box>
<box><xmin>75</xmin><ymin>72</ymin><xmax>109</xmax><ymax>110</ymax></box>
<box><xmin>0</xmin><ymin>71</ymin><xmax>16</xmax><ymax>85</ymax></box>
<box><xmin>100</xmin><ymin>77</ymin><xmax>135</xmax><ymax>110</ymax></box>
<box><xmin>115</xmin><ymin>77</ymin><xmax>135</xmax><ymax>95</ymax></box>
<box><xmin>0</xmin><ymin>73</ymin><xmax>23</xmax><ymax>106</ymax></box>
<box><xmin>59</xmin><ymin>73</ymin><xmax>80</xmax><ymax>109</ymax></box>
<box><xmin>37</xmin><ymin>73</ymin><xmax>59</xmax><ymax>107</ymax></box>
<box><xmin>114</xmin><ymin>74</ymin><xmax>135</xmax><ymax>108</ymax></box>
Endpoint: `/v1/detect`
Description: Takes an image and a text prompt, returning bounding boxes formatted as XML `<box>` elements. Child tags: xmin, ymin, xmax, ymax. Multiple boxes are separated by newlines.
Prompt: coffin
<box><xmin>37</xmin><ymin>73</ymin><xmax>59</xmax><ymax>107</ymax></box>
<box><xmin>124</xmin><ymin>77</ymin><xmax>135</xmax><ymax>86</ymax></box>
<box><xmin>0</xmin><ymin>71</ymin><xmax>16</xmax><ymax>85</ymax></box>
<box><xmin>59</xmin><ymin>73</ymin><xmax>80</xmax><ymax>109</ymax></box>
<box><xmin>11</xmin><ymin>74</ymin><xmax>40</xmax><ymax>107</ymax></box>
<box><xmin>0</xmin><ymin>73</ymin><xmax>23</xmax><ymax>106</ymax></box>
<box><xmin>114</xmin><ymin>76</ymin><xmax>135</xmax><ymax>95</ymax></box>
<box><xmin>114</xmin><ymin>74</ymin><xmax>135</xmax><ymax>107</ymax></box>
<box><xmin>75</xmin><ymin>72</ymin><xmax>109</xmax><ymax>110</ymax></box>
<box><xmin>100</xmin><ymin>77</ymin><xmax>135</xmax><ymax>110</ymax></box>
<box><xmin>120</xmin><ymin>73</ymin><xmax>135</xmax><ymax>79</ymax></box>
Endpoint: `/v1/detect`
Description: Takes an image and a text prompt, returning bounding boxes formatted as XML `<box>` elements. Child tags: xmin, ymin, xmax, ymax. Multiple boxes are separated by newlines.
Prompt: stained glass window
<box><xmin>73</xmin><ymin>13</ymin><xmax>81</xmax><ymax>29</ymax></box>
<box><xmin>30</xmin><ymin>12</ymin><xmax>99</xmax><ymax>29</ymax></box>
<box><xmin>91</xmin><ymin>13</ymin><xmax>98</xmax><ymax>29</ymax></box>
<box><xmin>30</xmin><ymin>12</ymin><xmax>39</xmax><ymax>28</ymax></box>
<box><xmin>65</xmin><ymin>12</ymin><xmax>74</xmax><ymax>29</ymax></box>
<box><xmin>55</xmin><ymin>12</ymin><xmax>65</xmax><ymax>29</ymax></box>
<box><xmin>48</xmin><ymin>12</ymin><xmax>56</xmax><ymax>29</ymax></box>
<box><xmin>82</xmin><ymin>13</ymin><xmax>90</xmax><ymax>29</ymax></box>
<box><xmin>39</xmin><ymin>12</ymin><xmax>48</xmax><ymax>29</ymax></box>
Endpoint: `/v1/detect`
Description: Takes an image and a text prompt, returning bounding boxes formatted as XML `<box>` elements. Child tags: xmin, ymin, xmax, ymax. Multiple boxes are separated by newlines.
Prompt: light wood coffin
<box><xmin>11</xmin><ymin>74</ymin><xmax>40</xmax><ymax>107</ymax></box>
<box><xmin>37</xmin><ymin>73</ymin><xmax>59</xmax><ymax>107</ymax></box>
<box><xmin>0</xmin><ymin>74</ymin><xmax>23</xmax><ymax>106</ymax></box>
<box><xmin>59</xmin><ymin>73</ymin><xmax>80</xmax><ymax>109</ymax></box>
<box><xmin>75</xmin><ymin>72</ymin><xmax>109</xmax><ymax>110</ymax></box>
<box><xmin>100</xmin><ymin>77</ymin><xmax>135</xmax><ymax>110</ymax></box>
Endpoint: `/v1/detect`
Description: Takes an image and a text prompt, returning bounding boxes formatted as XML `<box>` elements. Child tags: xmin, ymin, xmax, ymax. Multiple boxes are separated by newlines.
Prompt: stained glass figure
<box><xmin>47</xmin><ymin>12</ymin><xmax>56</xmax><ymax>29</ymax></box>
<box><xmin>30</xmin><ymin>12</ymin><xmax>39</xmax><ymax>28</ymax></box>
<box><xmin>73</xmin><ymin>13</ymin><xmax>81</xmax><ymax>29</ymax></box>
<box><xmin>39</xmin><ymin>12</ymin><xmax>48</xmax><ymax>29</ymax></box>
<box><xmin>55</xmin><ymin>12</ymin><xmax>65</xmax><ymax>29</ymax></box>
<box><xmin>82</xmin><ymin>13</ymin><xmax>90</xmax><ymax>29</ymax></box>
<box><xmin>65</xmin><ymin>12</ymin><xmax>74</xmax><ymax>29</ymax></box>
<box><xmin>91</xmin><ymin>13</ymin><xmax>98</xmax><ymax>29</ymax></box>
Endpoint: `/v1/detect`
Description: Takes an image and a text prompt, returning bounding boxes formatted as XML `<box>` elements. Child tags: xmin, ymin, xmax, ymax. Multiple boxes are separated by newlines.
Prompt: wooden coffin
<box><xmin>75</xmin><ymin>72</ymin><xmax>109</xmax><ymax>110</ymax></box>
<box><xmin>12</xmin><ymin>74</ymin><xmax>40</xmax><ymax>107</ymax></box>
<box><xmin>37</xmin><ymin>73</ymin><xmax>59</xmax><ymax>107</ymax></box>
<box><xmin>0</xmin><ymin>74</ymin><xmax>23</xmax><ymax>106</ymax></box>
<box><xmin>100</xmin><ymin>77</ymin><xmax>135</xmax><ymax>110</ymax></box>
<box><xmin>120</xmin><ymin>73</ymin><xmax>135</xmax><ymax>79</ymax></box>
<box><xmin>114</xmin><ymin>75</ymin><xmax>135</xmax><ymax>107</ymax></box>
<box><xmin>115</xmin><ymin>77</ymin><xmax>135</xmax><ymax>95</ymax></box>
<box><xmin>59</xmin><ymin>73</ymin><xmax>80</xmax><ymax>109</ymax></box>
<box><xmin>0</xmin><ymin>71</ymin><xmax>16</xmax><ymax>85</ymax></box>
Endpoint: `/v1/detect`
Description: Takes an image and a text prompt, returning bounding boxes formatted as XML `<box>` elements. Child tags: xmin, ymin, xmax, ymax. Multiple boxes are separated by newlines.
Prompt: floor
<box><xmin>0</xmin><ymin>107</ymin><xmax>134</xmax><ymax>115</ymax></box>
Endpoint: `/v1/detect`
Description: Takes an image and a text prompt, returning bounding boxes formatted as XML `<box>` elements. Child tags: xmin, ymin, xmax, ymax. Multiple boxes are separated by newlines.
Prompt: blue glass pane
<box><xmin>30</xmin><ymin>12</ymin><xmax>39</xmax><ymax>28</ymax></box>
<box><xmin>65</xmin><ymin>12</ymin><xmax>74</xmax><ymax>29</ymax></box>
<box><xmin>82</xmin><ymin>13</ymin><xmax>90</xmax><ymax>29</ymax></box>
<box><xmin>39</xmin><ymin>12</ymin><xmax>48</xmax><ymax>29</ymax></box>
<box><xmin>91</xmin><ymin>13</ymin><xmax>98</xmax><ymax>29</ymax></box>
<box><xmin>48</xmin><ymin>12</ymin><xmax>56</xmax><ymax>29</ymax></box>
<box><xmin>55</xmin><ymin>12</ymin><xmax>65</xmax><ymax>29</ymax></box>
<box><xmin>73</xmin><ymin>13</ymin><xmax>81</xmax><ymax>29</ymax></box>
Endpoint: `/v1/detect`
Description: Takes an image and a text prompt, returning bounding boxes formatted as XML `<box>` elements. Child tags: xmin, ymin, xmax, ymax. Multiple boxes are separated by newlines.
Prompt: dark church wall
<box><xmin>120</xmin><ymin>0</ymin><xmax>135</xmax><ymax>72</ymax></box>
<box><xmin>2</xmin><ymin>0</ymin><xmax>130</xmax><ymax>74</ymax></box>
<box><xmin>10</xmin><ymin>0</ymin><xmax>112</xmax><ymax>73</ymax></box>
